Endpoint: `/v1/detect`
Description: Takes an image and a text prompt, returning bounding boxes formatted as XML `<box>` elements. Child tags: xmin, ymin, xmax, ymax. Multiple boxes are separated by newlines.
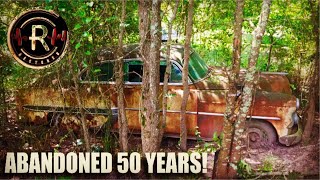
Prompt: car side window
<box><xmin>126</xmin><ymin>61</ymin><xmax>182</xmax><ymax>83</ymax></box>
<box><xmin>159</xmin><ymin>63</ymin><xmax>183</xmax><ymax>83</ymax></box>
<box><xmin>81</xmin><ymin>62</ymin><xmax>114</xmax><ymax>82</ymax></box>
<box><xmin>170</xmin><ymin>64</ymin><xmax>182</xmax><ymax>83</ymax></box>
<box><xmin>128</xmin><ymin>64</ymin><xmax>143</xmax><ymax>82</ymax></box>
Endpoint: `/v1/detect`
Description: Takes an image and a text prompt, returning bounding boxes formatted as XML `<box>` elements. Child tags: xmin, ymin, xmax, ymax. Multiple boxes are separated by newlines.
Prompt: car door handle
<box><xmin>124</xmin><ymin>85</ymin><xmax>134</xmax><ymax>89</ymax></box>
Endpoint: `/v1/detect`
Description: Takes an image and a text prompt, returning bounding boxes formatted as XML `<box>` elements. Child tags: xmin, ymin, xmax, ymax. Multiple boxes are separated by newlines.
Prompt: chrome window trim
<box><xmin>80</xmin><ymin>81</ymin><xmax>115</xmax><ymax>85</ymax></box>
<box><xmin>79</xmin><ymin>58</ymin><xmax>193</xmax><ymax>85</ymax></box>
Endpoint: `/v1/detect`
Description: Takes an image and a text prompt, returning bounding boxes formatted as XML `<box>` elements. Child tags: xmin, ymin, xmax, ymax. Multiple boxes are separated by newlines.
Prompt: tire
<box><xmin>246</xmin><ymin>120</ymin><xmax>277</xmax><ymax>149</ymax></box>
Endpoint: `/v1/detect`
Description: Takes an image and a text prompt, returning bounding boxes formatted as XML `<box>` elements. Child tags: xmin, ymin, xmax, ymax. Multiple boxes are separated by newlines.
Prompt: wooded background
<box><xmin>0</xmin><ymin>0</ymin><xmax>318</xmax><ymax>178</ymax></box>
<box><xmin>0</xmin><ymin>0</ymin><xmax>317</xmax><ymax>104</ymax></box>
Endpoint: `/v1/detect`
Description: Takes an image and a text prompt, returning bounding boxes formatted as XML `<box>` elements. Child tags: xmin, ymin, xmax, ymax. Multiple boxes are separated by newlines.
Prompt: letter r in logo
<box><xmin>29</xmin><ymin>25</ymin><xmax>49</xmax><ymax>51</ymax></box>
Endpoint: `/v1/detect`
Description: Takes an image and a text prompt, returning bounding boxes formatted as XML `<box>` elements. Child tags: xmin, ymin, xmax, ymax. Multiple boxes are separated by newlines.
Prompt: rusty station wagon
<box><xmin>16</xmin><ymin>44</ymin><xmax>302</xmax><ymax>147</ymax></box>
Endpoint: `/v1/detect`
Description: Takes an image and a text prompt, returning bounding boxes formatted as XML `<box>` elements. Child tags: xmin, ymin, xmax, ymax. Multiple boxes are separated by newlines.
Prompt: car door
<box><xmin>196</xmin><ymin>90</ymin><xmax>226</xmax><ymax>139</ymax></box>
<box><xmin>79</xmin><ymin>61</ymin><xmax>118</xmax><ymax>126</ymax></box>
<box><xmin>123</xmin><ymin>60</ymin><xmax>144</xmax><ymax>131</ymax></box>
<box><xmin>123</xmin><ymin>60</ymin><xmax>198</xmax><ymax>137</ymax></box>
<box><xmin>160</xmin><ymin>61</ymin><xmax>198</xmax><ymax>137</ymax></box>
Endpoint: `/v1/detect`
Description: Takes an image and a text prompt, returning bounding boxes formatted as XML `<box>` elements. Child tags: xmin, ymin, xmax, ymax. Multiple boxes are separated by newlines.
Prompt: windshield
<box><xmin>188</xmin><ymin>51</ymin><xmax>209</xmax><ymax>81</ymax></box>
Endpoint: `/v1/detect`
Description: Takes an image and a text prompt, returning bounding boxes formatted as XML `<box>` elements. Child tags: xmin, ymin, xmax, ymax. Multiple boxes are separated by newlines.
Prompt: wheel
<box><xmin>246</xmin><ymin>120</ymin><xmax>277</xmax><ymax>149</ymax></box>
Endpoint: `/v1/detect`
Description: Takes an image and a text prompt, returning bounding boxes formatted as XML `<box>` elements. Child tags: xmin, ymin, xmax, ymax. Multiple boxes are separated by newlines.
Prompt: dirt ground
<box><xmin>244</xmin><ymin>121</ymin><xmax>319</xmax><ymax>179</ymax></box>
<box><xmin>0</xmin><ymin>105</ymin><xmax>319</xmax><ymax>179</ymax></box>
<box><xmin>129</xmin><ymin>113</ymin><xmax>320</xmax><ymax>179</ymax></box>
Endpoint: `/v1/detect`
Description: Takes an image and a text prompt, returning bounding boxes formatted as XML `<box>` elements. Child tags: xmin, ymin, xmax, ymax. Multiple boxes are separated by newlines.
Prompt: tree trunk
<box><xmin>232</xmin><ymin>0</ymin><xmax>244</xmax><ymax>82</ymax></box>
<box><xmin>0</xmin><ymin>59</ymin><xmax>6</xmax><ymax>126</ymax></box>
<box><xmin>230</xmin><ymin>0</ymin><xmax>272</xmax><ymax>176</ymax></box>
<box><xmin>302</xmin><ymin>0</ymin><xmax>319</xmax><ymax>141</ymax></box>
<box><xmin>161</xmin><ymin>0</ymin><xmax>180</xmax><ymax>144</ymax></box>
<box><xmin>70</xmin><ymin>59</ymin><xmax>90</xmax><ymax>152</ymax></box>
<box><xmin>116</xmin><ymin>0</ymin><xmax>128</xmax><ymax>151</ymax></box>
<box><xmin>68</xmin><ymin>52</ymin><xmax>91</xmax><ymax>152</ymax></box>
<box><xmin>266</xmin><ymin>33</ymin><xmax>274</xmax><ymax>71</ymax></box>
<box><xmin>0</xmin><ymin>51</ymin><xmax>6</xmax><ymax>126</ymax></box>
<box><xmin>139</xmin><ymin>0</ymin><xmax>162</xmax><ymax>153</ymax></box>
<box><xmin>73</xmin><ymin>75</ymin><xmax>91</xmax><ymax>152</ymax></box>
<box><xmin>214</xmin><ymin>0</ymin><xmax>244</xmax><ymax>178</ymax></box>
<box><xmin>180</xmin><ymin>0</ymin><xmax>194</xmax><ymax>151</ymax></box>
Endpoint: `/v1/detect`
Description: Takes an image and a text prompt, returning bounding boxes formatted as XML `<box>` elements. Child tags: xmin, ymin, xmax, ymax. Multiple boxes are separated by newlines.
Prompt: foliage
<box><xmin>212</xmin><ymin>132</ymin><xmax>223</xmax><ymax>147</ymax></box>
<box><xmin>0</xmin><ymin>0</ymin><xmax>140</xmax><ymax>90</ymax></box>
<box><xmin>195</xmin><ymin>126</ymin><xmax>203</xmax><ymax>143</ymax></box>
<box><xmin>236</xmin><ymin>159</ymin><xmax>254</xmax><ymax>179</ymax></box>
<box><xmin>0</xmin><ymin>0</ymin><xmax>140</xmax><ymax>152</ymax></box>
<box><xmin>157</xmin><ymin>1</ymin><xmax>317</xmax><ymax>116</ymax></box>
<box><xmin>0</xmin><ymin>0</ymin><xmax>316</xmax><ymax>103</ymax></box>
<box><xmin>259</xmin><ymin>159</ymin><xmax>274</xmax><ymax>172</ymax></box>
<box><xmin>102</xmin><ymin>110</ymin><xmax>115</xmax><ymax>152</ymax></box>
<box><xmin>187</xmin><ymin>0</ymin><xmax>314</xmax><ymax>74</ymax></box>
<box><xmin>194</xmin><ymin>127</ymin><xmax>222</xmax><ymax>153</ymax></box>
<box><xmin>258</xmin><ymin>154</ymin><xmax>278</xmax><ymax>172</ymax></box>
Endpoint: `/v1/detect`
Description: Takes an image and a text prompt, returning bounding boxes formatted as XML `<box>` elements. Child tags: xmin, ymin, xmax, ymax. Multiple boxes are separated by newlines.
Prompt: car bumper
<box><xmin>279</xmin><ymin>121</ymin><xmax>302</xmax><ymax>146</ymax></box>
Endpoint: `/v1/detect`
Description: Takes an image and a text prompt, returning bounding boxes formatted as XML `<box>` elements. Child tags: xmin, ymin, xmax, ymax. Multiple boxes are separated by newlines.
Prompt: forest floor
<box><xmin>243</xmin><ymin>113</ymin><xmax>319</xmax><ymax>179</ymax></box>
<box><xmin>0</xmin><ymin>103</ymin><xmax>319</xmax><ymax>179</ymax></box>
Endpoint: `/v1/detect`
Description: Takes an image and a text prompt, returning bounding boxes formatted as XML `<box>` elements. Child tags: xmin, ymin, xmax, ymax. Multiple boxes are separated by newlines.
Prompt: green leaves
<box><xmin>45</xmin><ymin>5</ymin><xmax>53</xmax><ymax>10</ymax></box>
<box><xmin>75</xmin><ymin>43</ymin><xmax>81</xmax><ymax>49</ymax></box>
<box><xmin>236</xmin><ymin>160</ymin><xmax>254</xmax><ymax>179</ymax></box>
<box><xmin>86</xmin><ymin>2</ymin><xmax>94</xmax><ymax>7</ymax></box>
<box><xmin>74</xmin><ymin>24</ymin><xmax>82</xmax><ymax>30</ymax></box>
<box><xmin>84</xmin><ymin>17</ymin><xmax>93</xmax><ymax>24</ymax></box>
<box><xmin>82</xmin><ymin>61</ymin><xmax>88</xmax><ymax>68</ymax></box>
<box><xmin>93</xmin><ymin>68</ymin><xmax>101</xmax><ymax>73</ymax></box>
<box><xmin>82</xmin><ymin>31</ymin><xmax>90</xmax><ymax>37</ymax></box>
<box><xmin>85</xmin><ymin>51</ymin><xmax>91</xmax><ymax>56</ymax></box>
<box><xmin>212</xmin><ymin>132</ymin><xmax>223</xmax><ymax>147</ymax></box>
<box><xmin>77</xmin><ymin>9</ymin><xmax>86</xmax><ymax>18</ymax></box>
<box><xmin>58</xmin><ymin>8</ymin><xmax>66</xmax><ymax>12</ymax></box>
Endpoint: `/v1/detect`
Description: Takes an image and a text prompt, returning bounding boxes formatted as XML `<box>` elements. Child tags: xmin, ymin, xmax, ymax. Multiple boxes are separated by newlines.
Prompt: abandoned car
<box><xmin>16</xmin><ymin>44</ymin><xmax>302</xmax><ymax>147</ymax></box>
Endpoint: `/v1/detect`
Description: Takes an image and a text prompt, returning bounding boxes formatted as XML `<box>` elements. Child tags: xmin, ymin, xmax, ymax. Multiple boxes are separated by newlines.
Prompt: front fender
<box><xmin>278</xmin><ymin>121</ymin><xmax>302</xmax><ymax>146</ymax></box>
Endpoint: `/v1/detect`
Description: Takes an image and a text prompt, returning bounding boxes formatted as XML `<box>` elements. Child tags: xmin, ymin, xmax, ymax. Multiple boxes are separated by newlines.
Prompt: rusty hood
<box><xmin>195</xmin><ymin>66</ymin><xmax>292</xmax><ymax>94</ymax></box>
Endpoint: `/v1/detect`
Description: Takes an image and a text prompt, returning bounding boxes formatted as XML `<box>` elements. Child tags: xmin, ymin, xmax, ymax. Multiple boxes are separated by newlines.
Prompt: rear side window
<box><xmin>80</xmin><ymin>61</ymin><xmax>183</xmax><ymax>83</ymax></box>
<box><xmin>128</xmin><ymin>64</ymin><xmax>143</xmax><ymax>82</ymax></box>
<box><xmin>81</xmin><ymin>62</ymin><xmax>114</xmax><ymax>82</ymax></box>
<box><xmin>170</xmin><ymin>64</ymin><xmax>182</xmax><ymax>83</ymax></box>
<box><xmin>127</xmin><ymin>61</ymin><xmax>182</xmax><ymax>83</ymax></box>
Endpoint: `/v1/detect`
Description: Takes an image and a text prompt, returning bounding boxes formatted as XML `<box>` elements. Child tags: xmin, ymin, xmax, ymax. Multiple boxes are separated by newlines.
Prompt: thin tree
<box><xmin>215</xmin><ymin>0</ymin><xmax>272</xmax><ymax>178</ymax></box>
<box><xmin>138</xmin><ymin>0</ymin><xmax>163</xmax><ymax>153</ymax></box>
<box><xmin>215</xmin><ymin>0</ymin><xmax>244</xmax><ymax>178</ymax></box>
<box><xmin>116</xmin><ymin>0</ymin><xmax>128</xmax><ymax>151</ymax></box>
<box><xmin>180</xmin><ymin>0</ymin><xmax>194</xmax><ymax>151</ymax></box>
<box><xmin>266</xmin><ymin>30</ymin><xmax>274</xmax><ymax>71</ymax></box>
<box><xmin>0</xmin><ymin>50</ymin><xmax>8</xmax><ymax>126</ymax></box>
<box><xmin>302</xmin><ymin>0</ymin><xmax>319</xmax><ymax>141</ymax></box>
<box><xmin>69</xmin><ymin>57</ymin><xmax>91</xmax><ymax>152</ymax></box>
<box><xmin>230</xmin><ymin>0</ymin><xmax>272</xmax><ymax>176</ymax></box>
<box><xmin>161</xmin><ymin>0</ymin><xmax>180</xmax><ymax>145</ymax></box>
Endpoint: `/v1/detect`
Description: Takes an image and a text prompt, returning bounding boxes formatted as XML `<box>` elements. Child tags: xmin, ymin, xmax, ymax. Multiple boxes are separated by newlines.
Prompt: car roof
<box><xmin>97</xmin><ymin>43</ymin><xmax>185</xmax><ymax>65</ymax></box>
